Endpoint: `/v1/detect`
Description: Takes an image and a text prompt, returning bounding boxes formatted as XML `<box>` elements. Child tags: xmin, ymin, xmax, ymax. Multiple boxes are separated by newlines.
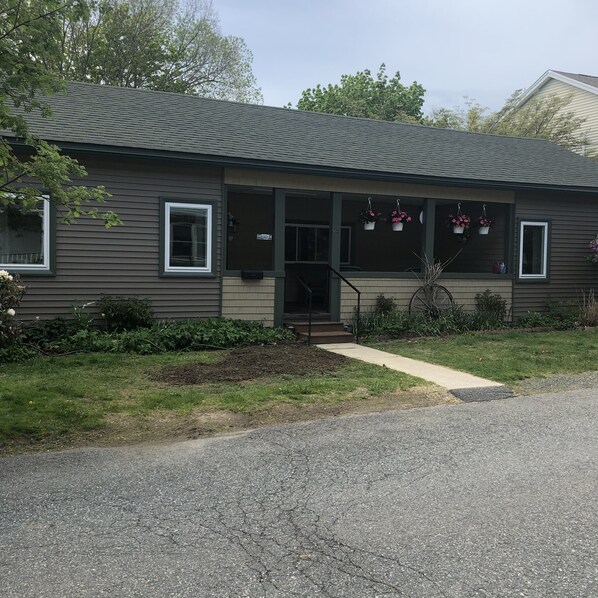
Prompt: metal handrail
<box><xmin>292</xmin><ymin>272</ymin><xmax>314</xmax><ymax>345</ymax></box>
<box><xmin>328</xmin><ymin>266</ymin><xmax>361</xmax><ymax>344</ymax></box>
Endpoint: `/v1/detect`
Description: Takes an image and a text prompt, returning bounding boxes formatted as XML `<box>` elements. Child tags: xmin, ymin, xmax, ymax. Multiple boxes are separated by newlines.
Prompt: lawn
<box><xmin>371</xmin><ymin>329</ymin><xmax>598</xmax><ymax>384</ymax></box>
<box><xmin>0</xmin><ymin>345</ymin><xmax>426</xmax><ymax>454</ymax></box>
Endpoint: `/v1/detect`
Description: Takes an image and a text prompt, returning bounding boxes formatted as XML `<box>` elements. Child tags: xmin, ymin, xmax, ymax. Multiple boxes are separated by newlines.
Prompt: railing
<box><xmin>328</xmin><ymin>266</ymin><xmax>361</xmax><ymax>344</ymax></box>
<box><xmin>292</xmin><ymin>272</ymin><xmax>314</xmax><ymax>345</ymax></box>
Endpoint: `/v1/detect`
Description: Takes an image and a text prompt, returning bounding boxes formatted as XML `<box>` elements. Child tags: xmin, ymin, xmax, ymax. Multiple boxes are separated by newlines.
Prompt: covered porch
<box><xmin>221</xmin><ymin>176</ymin><xmax>514</xmax><ymax>328</ymax></box>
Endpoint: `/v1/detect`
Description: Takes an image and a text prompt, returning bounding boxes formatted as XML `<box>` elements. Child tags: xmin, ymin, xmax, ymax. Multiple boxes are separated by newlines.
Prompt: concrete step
<box><xmin>296</xmin><ymin>330</ymin><xmax>354</xmax><ymax>344</ymax></box>
<box><xmin>286</xmin><ymin>321</ymin><xmax>346</xmax><ymax>334</ymax></box>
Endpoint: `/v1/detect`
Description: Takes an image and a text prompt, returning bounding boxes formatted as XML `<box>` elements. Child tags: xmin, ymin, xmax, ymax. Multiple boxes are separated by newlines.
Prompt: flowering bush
<box><xmin>478</xmin><ymin>215</ymin><xmax>495</xmax><ymax>228</ymax></box>
<box><xmin>449</xmin><ymin>213</ymin><xmax>471</xmax><ymax>229</ymax></box>
<box><xmin>359</xmin><ymin>208</ymin><xmax>381</xmax><ymax>223</ymax></box>
<box><xmin>588</xmin><ymin>234</ymin><xmax>598</xmax><ymax>264</ymax></box>
<box><xmin>389</xmin><ymin>209</ymin><xmax>412</xmax><ymax>224</ymax></box>
<box><xmin>0</xmin><ymin>270</ymin><xmax>26</xmax><ymax>346</ymax></box>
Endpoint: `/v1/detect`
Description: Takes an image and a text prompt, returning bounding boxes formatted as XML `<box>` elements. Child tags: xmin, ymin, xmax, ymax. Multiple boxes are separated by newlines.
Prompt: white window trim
<box><xmin>0</xmin><ymin>196</ymin><xmax>50</xmax><ymax>272</ymax></box>
<box><xmin>518</xmin><ymin>220</ymin><xmax>548</xmax><ymax>279</ymax></box>
<box><xmin>164</xmin><ymin>202</ymin><xmax>212</xmax><ymax>274</ymax></box>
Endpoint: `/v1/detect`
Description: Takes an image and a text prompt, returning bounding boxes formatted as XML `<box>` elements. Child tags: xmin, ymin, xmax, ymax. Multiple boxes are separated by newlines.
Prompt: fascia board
<box><xmin>516</xmin><ymin>70</ymin><xmax>598</xmax><ymax>107</ymax></box>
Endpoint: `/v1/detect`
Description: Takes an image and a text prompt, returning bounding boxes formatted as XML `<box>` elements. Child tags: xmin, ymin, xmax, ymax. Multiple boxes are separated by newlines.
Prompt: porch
<box><xmin>221</xmin><ymin>182</ymin><xmax>514</xmax><ymax>327</ymax></box>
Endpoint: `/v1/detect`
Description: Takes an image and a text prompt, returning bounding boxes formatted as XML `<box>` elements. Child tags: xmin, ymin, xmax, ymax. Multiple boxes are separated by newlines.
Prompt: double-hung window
<box><xmin>163</xmin><ymin>201</ymin><xmax>212</xmax><ymax>274</ymax></box>
<box><xmin>0</xmin><ymin>197</ymin><xmax>50</xmax><ymax>272</ymax></box>
<box><xmin>519</xmin><ymin>221</ymin><xmax>549</xmax><ymax>279</ymax></box>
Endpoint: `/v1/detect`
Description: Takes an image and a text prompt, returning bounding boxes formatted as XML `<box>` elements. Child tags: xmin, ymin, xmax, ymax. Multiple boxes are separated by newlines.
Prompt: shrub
<box><xmin>378</xmin><ymin>311</ymin><xmax>411</xmax><ymax>336</ymax></box>
<box><xmin>22</xmin><ymin>316</ymin><xmax>88</xmax><ymax>351</ymax></box>
<box><xmin>409</xmin><ymin>305</ymin><xmax>474</xmax><ymax>336</ymax></box>
<box><xmin>23</xmin><ymin>318</ymin><xmax>294</xmax><ymax>356</ymax></box>
<box><xmin>356</xmin><ymin>304</ymin><xmax>475</xmax><ymax>339</ymax></box>
<box><xmin>97</xmin><ymin>296</ymin><xmax>154</xmax><ymax>331</ymax></box>
<box><xmin>514</xmin><ymin>310</ymin><xmax>577</xmax><ymax>330</ymax></box>
<box><xmin>0</xmin><ymin>271</ymin><xmax>26</xmax><ymax>347</ymax></box>
<box><xmin>544</xmin><ymin>299</ymin><xmax>579</xmax><ymax>327</ymax></box>
<box><xmin>475</xmin><ymin>289</ymin><xmax>507</xmax><ymax>322</ymax></box>
<box><xmin>374</xmin><ymin>294</ymin><xmax>396</xmax><ymax>316</ymax></box>
<box><xmin>0</xmin><ymin>343</ymin><xmax>37</xmax><ymax>363</ymax></box>
<box><xmin>475</xmin><ymin>289</ymin><xmax>507</xmax><ymax>328</ymax></box>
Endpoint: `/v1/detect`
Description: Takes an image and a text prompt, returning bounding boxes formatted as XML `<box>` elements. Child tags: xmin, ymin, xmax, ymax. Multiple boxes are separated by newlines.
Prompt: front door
<box><xmin>283</xmin><ymin>193</ymin><xmax>333</xmax><ymax>318</ymax></box>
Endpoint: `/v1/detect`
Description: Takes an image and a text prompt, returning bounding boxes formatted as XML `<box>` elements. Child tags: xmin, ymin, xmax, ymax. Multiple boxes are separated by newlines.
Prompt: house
<box><xmin>516</xmin><ymin>70</ymin><xmax>598</xmax><ymax>156</ymax></box>
<box><xmin>3</xmin><ymin>81</ymin><xmax>598</xmax><ymax>328</ymax></box>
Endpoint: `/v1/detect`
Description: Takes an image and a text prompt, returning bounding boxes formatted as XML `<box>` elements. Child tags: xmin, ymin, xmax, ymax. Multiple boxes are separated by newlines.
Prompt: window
<box><xmin>0</xmin><ymin>197</ymin><xmax>50</xmax><ymax>272</ymax></box>
<box><xmin>519</xmin><ymin>221</ymin><xmax>548</xmax><ymax>279</ymax></box>
<box><xmin>164</xmin><ymin>202</ymin><xmax>212</xmax><ymax>274</ymax></box>
<box><xmin>285</xmin><ymin>224</ymin><xmax>351</xmax><ymax>264</ymax></box>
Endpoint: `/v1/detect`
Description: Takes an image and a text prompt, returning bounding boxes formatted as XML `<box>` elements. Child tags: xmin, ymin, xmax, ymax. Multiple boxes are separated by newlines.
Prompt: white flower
<box><xmin>6</xmin><ymin>308</ymin><xmax>15</xmax><ymax>317</ymax></box>
<box><xmin>0</xmin><ymin>270</ymin><xmax>12</xmax><ymax>281</ymax></box>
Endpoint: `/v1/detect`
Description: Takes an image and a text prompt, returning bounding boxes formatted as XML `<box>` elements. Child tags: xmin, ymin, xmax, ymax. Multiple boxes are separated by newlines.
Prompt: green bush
<box><xmin>0</xmin><ymin>343</ymin><xmax>37</xmax><ymax>363</ymax></box>
<box><xmin>374</xmin><ymin>294</ymin><xmax>396</xmax><ymax>316</ymax></box>
<box><xmin>409</xmin><ymin>306</ymin><xmax>474</xmax><ymax>336</ymax></box>
<box><xmin>378</xmin><ymin>311</ymin><xmax>411</xmax><ymax>336</ymax></box>
<box><xmin>515</xmin><ymin>311</ymin><xmax>577</xmax><ymax>330</ymax></box>
<box><xmin>16</xmin><ymin>318</ymin><xmax>294</xmax><ymax>358</ymax></box>
<box><xmin>22</xmin><ymin>317</ymin><xmax>86</xmax><ymax>350</ymax></box>
<box><xmin>97</xmin><ymin>296</ymin><xmax>154</xmax><ymax>332</ymax></box>
<box><xmin>356</xmin><ymin>305</ymin><xmax>476</xmax><ymax>338</ymax></box>
<box><xmin>475</xmin><ymin>289</ymin><xmax>507</xmax><ymax>327</ymax></box>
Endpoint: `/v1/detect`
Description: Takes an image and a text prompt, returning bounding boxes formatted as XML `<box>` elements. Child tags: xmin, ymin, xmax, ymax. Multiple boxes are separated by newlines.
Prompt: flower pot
<box><xmin>479</xmin><ymin>226</ymin><xmax>490</xmax><ymax>235</ymax></box>
<box><xmin>392</xmin><ymin>222</ymin><xmax>404</xmax><ymax>232</ymax></box>
<box><xmin>453</xmin><ymin>225</ymin><xmax>464</xmax><ymax>234</ymax></box>
<box><xmin>363</xmin><ymin>222</ymin><xmax>376</xmax><ymax>231</ymax></box>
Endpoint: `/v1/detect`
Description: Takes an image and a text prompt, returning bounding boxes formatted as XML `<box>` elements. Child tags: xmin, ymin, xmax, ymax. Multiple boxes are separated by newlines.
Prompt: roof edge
<box><xmin>516</xmin><ymin>70</ymin><xmax>598</xmax><ymax>107</ymax></box>
<box><xmin>11</xmin><ymin>138</ymin><xmax>598</xmax><ymax>196</ymax></box>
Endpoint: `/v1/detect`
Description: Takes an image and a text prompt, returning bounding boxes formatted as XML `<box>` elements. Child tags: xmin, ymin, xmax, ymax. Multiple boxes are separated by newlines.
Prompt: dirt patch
<box><xmin>1</xmin><ymin>386</ymin><xmax>459</xmax><ymax>456</ymax></box>
<box><xmin>101</xmin><ymin>386</ymin><xmax>458</xmax><ymax>447</ymax></box>
<box><xmin>151</xmin><ymin>344</ymin><xmax>349</xmax><ymax>385</ymax></box>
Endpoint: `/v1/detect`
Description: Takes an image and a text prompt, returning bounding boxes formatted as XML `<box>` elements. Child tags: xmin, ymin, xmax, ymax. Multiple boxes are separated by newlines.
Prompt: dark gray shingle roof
<box><xmin>16</xmin><ymin>81</ymin><xmax>598</xmax><ymax>191</ymax></box>
<box><xmin>553</xmin><ymin>70</ymin><xmax>598</xmax><ymax>91</ymax></box>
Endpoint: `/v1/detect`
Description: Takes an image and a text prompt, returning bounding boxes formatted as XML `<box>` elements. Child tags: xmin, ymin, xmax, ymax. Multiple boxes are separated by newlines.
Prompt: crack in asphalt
<box><xmin>5</xmin><ymin>393</ymin><xmax>597</xmax><ymax>597</ymax></box>
<box><xmin>166</xmin><ymin>425</ymin><xmax>451</xmax><ymax>597</ymax></box>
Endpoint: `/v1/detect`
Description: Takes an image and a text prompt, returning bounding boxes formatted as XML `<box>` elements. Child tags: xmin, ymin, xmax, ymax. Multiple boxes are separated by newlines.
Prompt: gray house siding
<box><xmin>18</xmin><ymin>156</ymin><xmax>223</xmax><ymax>320</ymax></box>
<box><xmin>512</xmin><ymin>191</ymin><xmax>598</xmax><ymax>317</ymax></box>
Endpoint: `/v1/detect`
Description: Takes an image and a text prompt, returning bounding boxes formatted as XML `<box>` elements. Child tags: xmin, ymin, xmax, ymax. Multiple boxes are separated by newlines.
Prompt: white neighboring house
<box><xmin>516</xmin><ymin>70</ymin><xmax>598</xmax><ymax>157</ymax></box>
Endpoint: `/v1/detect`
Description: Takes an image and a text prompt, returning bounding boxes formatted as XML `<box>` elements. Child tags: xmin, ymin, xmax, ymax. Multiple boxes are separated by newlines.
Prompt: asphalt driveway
<box><xmin>2</xmin><ymin>390</ymin><xmax>598</xmax><ymax>597</ymax></box>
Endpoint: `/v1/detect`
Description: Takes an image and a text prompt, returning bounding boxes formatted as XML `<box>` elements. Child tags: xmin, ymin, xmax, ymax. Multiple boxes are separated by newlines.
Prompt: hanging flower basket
<box><xmin>359</xmin><ymin>197</ymin><xmax>381</xmax><ymax>230</ymax></box>
<box><xmin>448</xmin><ymin>203</ymin><xmax>470</xmax><ymax>234</ymax></box>
<box><xmin>389</xmin><ymin>199</ymin><xmax>411</xmax><ymax>232</ymax></box>
<box><xmin>477</xmin><ymin>204</ymin><xmax>494</xmax><ymax>235</ymax></box>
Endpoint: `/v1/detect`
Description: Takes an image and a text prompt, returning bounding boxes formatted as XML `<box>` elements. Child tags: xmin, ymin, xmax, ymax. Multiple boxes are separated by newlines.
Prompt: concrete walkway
<box><xmin>319</xmin><ymin>343</ymin><xmax>514</xmax><ymax>401</ymax></box>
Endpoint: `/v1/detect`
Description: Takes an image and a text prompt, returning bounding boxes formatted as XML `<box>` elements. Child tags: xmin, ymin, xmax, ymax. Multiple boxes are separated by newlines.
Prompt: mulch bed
<box><xmin>151</xmin><ymin>344</ymin><xmax>349</xmax><ymax>385</ymax></box>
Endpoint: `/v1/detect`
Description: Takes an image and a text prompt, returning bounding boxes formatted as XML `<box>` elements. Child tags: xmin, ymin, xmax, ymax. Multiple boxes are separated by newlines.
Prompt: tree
<box><xmin>291</xmin><ymin>64</ymin><xmax>425</xmax><ymax>123</ymax></box>
<box><xmin>1</xmin><ymin>0</ymin><xmax>119</xmax><ymax>226</ymax></box>
<box><xmin>41</xmin><ymin>0</ymin><xmax>262</xmax><ymax>102</ymax></box>
<box><xmin>426</xmin><ymin>91</ymin><xmax>591</xmax><ymax>154</ymax></box>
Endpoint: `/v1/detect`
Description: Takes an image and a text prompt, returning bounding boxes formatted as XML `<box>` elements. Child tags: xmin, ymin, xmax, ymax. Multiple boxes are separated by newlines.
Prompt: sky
<box><xmin>215</xmin><ymin>0</ymin><xmax>598</xmax><ymax>114</ymax></box>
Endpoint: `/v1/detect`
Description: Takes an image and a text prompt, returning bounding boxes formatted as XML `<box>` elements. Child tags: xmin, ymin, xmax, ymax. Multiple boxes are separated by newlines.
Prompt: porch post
<box><xmin>423</xmin><ymin>198</ymin><xmax>436</xmax><ymax>261</ymax></box>
<box><xmin>273</xmin><ymin>188</ymin><xmax>286</xmax><ymax>327</ymax></box>
<box><xmin>329</xmin><ymin>192</ymin><xmax>342</xmax><ymax>321</ymax></box>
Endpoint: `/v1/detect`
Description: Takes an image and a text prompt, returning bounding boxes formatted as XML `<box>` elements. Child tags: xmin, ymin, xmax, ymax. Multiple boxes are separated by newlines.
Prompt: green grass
<box><xmin>0</xmin><ymin>350</ymin><xmax>423</xmax><ymax>449</ymax></box>
<box><xmin>371</xmin><ymin>329</ymin><xmax>598</xmax><ymax>383</ymax></box>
